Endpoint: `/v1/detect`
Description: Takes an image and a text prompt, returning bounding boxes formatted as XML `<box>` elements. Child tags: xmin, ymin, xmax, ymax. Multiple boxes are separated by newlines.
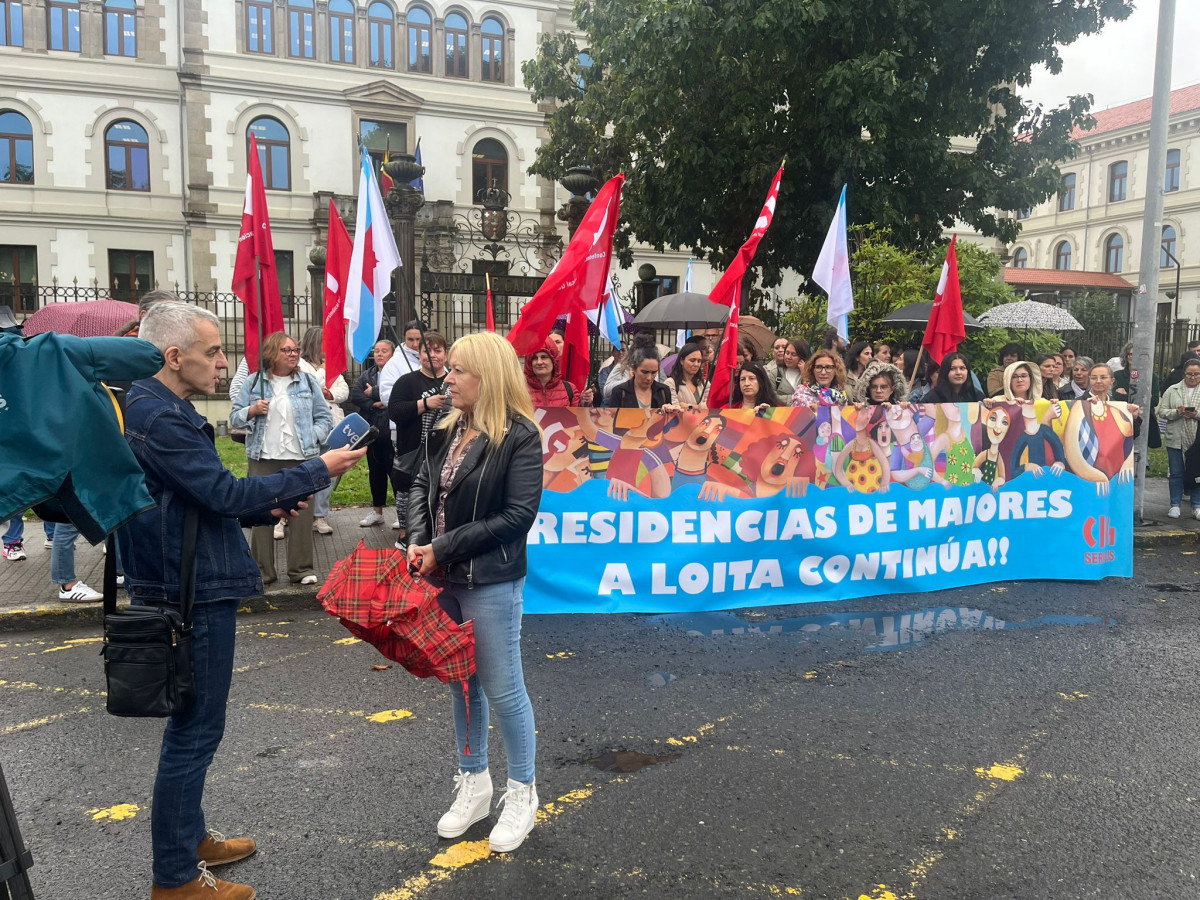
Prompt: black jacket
<box><xmin>408</xmin><ymin>416</ymin><xmax>543</xmax><ymax>587</ymax></box>
<box><xmin>350</xmin><ymin>365</ymin><xmax>388</xmax><ymax>429</ymax></box>
<box><xmin>609</xmin><ymin>379</ymin><xmax>672</xmax><ymax>409</ymax></box>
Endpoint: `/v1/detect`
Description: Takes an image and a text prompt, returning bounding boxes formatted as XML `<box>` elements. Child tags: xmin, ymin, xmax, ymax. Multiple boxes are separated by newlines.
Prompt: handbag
<box><xmin>394</xmin><ymin>446</ymin><xmax>423</xmax><ymax>479</ymax></box>
<box><xmin>101</xmin><ymin>508</ymin><xmax>199</xmax><ymax>718</ymax></box>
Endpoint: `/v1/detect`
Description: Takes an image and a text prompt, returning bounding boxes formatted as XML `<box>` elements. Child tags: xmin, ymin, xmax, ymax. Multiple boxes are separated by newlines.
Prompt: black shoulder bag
<box><xmin>101</xmin><ymin>508</ymin><xmax>199</xmax><ymax>718</ymax></box>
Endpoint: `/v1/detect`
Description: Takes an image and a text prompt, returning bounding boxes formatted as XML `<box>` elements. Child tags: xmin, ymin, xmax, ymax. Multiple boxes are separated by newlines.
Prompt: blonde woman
<box><xmin>406</xmin><ymin>332</ymin><xmax>545</xmax><ymax>854</ymax></box>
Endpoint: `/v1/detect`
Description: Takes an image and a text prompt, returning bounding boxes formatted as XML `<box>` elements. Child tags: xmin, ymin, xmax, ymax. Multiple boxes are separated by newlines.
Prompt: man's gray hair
<box><xmin>139</xmin><ymin>300</ymin><xmax>219</xmax><ymax>354</ymax></box>
<box><xmin>1074</xmin><ymin>356</ymin><xmax>1094</xmax><ymax>370</ymax></box>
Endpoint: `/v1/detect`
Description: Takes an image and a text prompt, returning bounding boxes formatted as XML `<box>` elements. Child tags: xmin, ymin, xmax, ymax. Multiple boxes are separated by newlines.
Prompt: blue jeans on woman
<box><xmin>148</xmin><ymin>598</ymin><xmax>238</xmax><ymax>888</ymax></box>
<box><xmin>437</xmin><ymin>578</ymin><xmax>536</xmax><ymax>784</ymax></box>
<box><xmin>1167</xmin><ymin>447</ymin><xmax>1192</xmax><ymax>508</ymax></box>
<box><xmin>2</xmin><ymin>512</ymin><xmax>53</xmax><ymax>547</ymax></box>
<box><xmin>50</xmin><ymin>521</ymin><xmax>121</xmax><ymax>584</ymax></box>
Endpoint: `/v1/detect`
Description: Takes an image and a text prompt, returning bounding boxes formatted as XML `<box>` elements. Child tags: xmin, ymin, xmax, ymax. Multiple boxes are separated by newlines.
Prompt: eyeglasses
<box><xmin>813</xmin><ymin>364</ymin><xmax>835</xmax><ymax>372</ymax></box>
<box><xmin>281</xmin><ymin>348</ymin><xmax>300</xmax><ymax>355</ymax></box>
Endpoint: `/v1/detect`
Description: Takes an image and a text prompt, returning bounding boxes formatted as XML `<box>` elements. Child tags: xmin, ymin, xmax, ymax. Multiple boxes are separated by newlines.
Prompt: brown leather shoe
<box><xmin>150</xmin><ymin>863</ymin><xmax>256</xmax><ymax>899</ymax></box>
<box><xmin>197</xmin><ymin>831</ymin><xmax>257</xmax><ymax>867</ymax></box>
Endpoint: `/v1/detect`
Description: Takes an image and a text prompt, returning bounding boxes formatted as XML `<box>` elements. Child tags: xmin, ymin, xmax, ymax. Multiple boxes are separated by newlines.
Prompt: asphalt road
<box><xmin>3</xmin><ymin>545</ymin><xmax>1200</xmax><ymax>900</ymax></box>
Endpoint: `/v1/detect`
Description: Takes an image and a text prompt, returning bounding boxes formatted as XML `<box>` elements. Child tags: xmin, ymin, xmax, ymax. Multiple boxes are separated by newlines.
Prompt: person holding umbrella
<box><xmin>406</xmin><ymin>331</ymin><xmax>544</xmax><ymax>854</ymax></box>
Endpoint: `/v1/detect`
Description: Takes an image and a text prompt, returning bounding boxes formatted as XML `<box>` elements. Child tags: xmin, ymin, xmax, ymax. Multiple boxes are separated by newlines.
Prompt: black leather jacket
<box><xmin>408</xmin><ymin>416</ymin><xmax>543</xmax><ymax>587</ymax></box>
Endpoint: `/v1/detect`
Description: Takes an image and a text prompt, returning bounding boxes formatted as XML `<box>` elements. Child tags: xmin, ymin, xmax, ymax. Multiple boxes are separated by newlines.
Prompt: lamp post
<box><xmin>1163</xmin><ymin>243</ymin><xmax>1182</xmax><ymax>321</ymax></box>
<box><xmin>383</xmin><ymin>152</ymin><xmax>426</xmax><ymax>331</ymax></box>
<box><xmin>557</xmin><ymin>165</ymin><xmax>599</xmax><ymax>238</ymax></box>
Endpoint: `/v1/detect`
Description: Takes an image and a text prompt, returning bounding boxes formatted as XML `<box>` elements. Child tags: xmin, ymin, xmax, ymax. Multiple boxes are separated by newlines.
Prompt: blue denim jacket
<box><xmin>119</xmin><ymin>377</ymin><xmax>331</xmax><ymax>605</ymax></box>
<box><xmin>228</xmin><ymin>369</ymin><xmax>333</xmax><ymax>459</ymax></box>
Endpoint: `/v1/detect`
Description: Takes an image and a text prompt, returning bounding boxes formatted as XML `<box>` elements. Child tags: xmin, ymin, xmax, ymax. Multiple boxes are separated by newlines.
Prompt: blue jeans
<box><xmin>149</xmin><ymin>598</ymin><xmax>238</xmax><ymax>888</ymax></box>
<box><xmin>3</xmin><ymin>512</ymin><xmax>53</xmax><ymax>546</ymax></box>
<box><xmin>437</xmin><ymin>578</ymin><xmax>536</xmax><ymax>784</ymax></box>
<box><xmin>50</xmin><ymin>521</ymin><xmax>80</xmax><ymax>584</ymax></box>
<box><xmin>1167</xmin><ymin>447</ymin><xmax>1191</xmax><ymax>507</ymax></box>
<box><xmin>314</xmin><ymin>482</ymin><xmax>332</xmax><ymax>518</ymax></box>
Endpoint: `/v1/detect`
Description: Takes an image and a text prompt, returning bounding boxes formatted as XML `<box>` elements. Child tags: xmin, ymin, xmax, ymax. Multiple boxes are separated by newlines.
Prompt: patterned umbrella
<box><xmin>977</xmin><ymin>300</ymin><xmax>1084</xmax><ymax>331</ymax></box>
<box><xmin>21</xmin><ymin>300</ymin><xmax>140</xmax><ymax>338</ymax></box>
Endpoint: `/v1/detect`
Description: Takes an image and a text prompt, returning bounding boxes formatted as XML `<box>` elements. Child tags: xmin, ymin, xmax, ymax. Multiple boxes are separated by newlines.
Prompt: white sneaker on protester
<box><xmin>313</xmin><ymin>517</ymin><xmax>333</xmax><ymax>535</ymax></box>
<box><xmin>273</xmin><ymin>519</ymin><xmax>286</xmax><ymax>540</ymax></box>
<box><xmin>3</xmin><ymin>543</ymin><xmax>26</xmax><ymax>561</ymax></box>
<box><xmin>392</xmin><ymin>520</ymin><xmax>402</xmax><ymax>530</ymax></box>
<box><xmin>59</xmin><ymin>581</ymin><xmax>102</xmax><ymax>603</ymax></box>
<box><xmin>437</xmin><ymin>769</ymin><xmax>493</xmax><ymax>839</ymax></box>
<box><xmin>299</xmin><ymin>574</ymin><xmax>318</xmax><ymax>586</ymax></box>
<box><xmin>1169</xmin><ymin>506</ymin><xmax>1181</xmax><ymax>518</ymax></box>
<box><xmin>359</xmin><ymin>512</ymin><xmax>385</xmax><ymax>527</ymax></box>
<box><xmin>1193</xmin><ymin>508</ymin><xmax>1200</xmax><ymax>521</ymax></box>
<box><xmin>43</xmin><ymin>538</ymin><xmax>54</xmax><ymax>549</ymax></box>
<box><xmin>489</xmin><ymin>779</ymin><xmax>538</xmax><ymax>853</ymax></box>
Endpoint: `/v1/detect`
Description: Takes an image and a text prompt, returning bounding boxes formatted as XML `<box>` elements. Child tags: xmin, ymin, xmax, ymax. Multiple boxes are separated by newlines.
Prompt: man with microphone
<box><xmin>121</xmin><ymin>301</ymin><xmax>365</xmax><ymax>900</ymax></box>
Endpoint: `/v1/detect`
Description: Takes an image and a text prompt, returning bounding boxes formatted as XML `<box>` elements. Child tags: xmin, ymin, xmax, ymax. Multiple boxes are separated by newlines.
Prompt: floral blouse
<box><xmin>434</xmin><ymin>421</ymin><xmax>480</xmax><ymax>539</ymax></box>
<box><xmin>791</xmin><ymin>383</ymin><xmax>848</xmax><ymax>408</ymax></box>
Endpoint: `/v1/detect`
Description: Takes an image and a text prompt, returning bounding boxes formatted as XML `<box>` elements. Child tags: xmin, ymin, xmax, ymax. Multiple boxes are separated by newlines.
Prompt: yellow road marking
<box><xmin>2</xmin><ymin>706</ymin><xmax>93</xmax><ymax>735</ymax></box>
<box><xmin>545</xmin><ymin>651</ymin><xmax>575</xmax><ymax>659</ymax></box>
<box><xmin>246</xmin><ymin>702</ymin><xmax>367</xmax><ymax>718</ymax></box>
<box><xmin>429</xmin><ymin>840</ymin><xmax>490</xmax><ymax>868</ymax></box>
<box><xmin>41</xmin><ymin>637</ymin><xmax>104</xmax><ymax>654</ymax></box>
<box><xmin>334</xmin><ymin>637</ymin><xmax>362</xmax><ymax>645</ymax></box>
<box><xmin>367</xmin><ymin>709</ymin><xmax>414</xmax><ymax>724</ymax></box>
<box><xmin>0</xmin><ymin>679</ymin><xmax>102</xmax><ymax>698</ymax></box>
<box><xmin>974</xmin><ymin>763</ymin><xmax>1023</xmax><ymax>782</ymax></box>
<box><xmin>255</xmin><ymin>632</ymin><xmax>290</xmax><ymax>639</ymax></box>
<box><xmin>233</xmin><ymin>650</ymin><xmax>313</xmax><ymax>674</ymax></box>
<box><xmin>89</xmin><ymin>803</ymin><xmax>139</xmax><ymax>822</ymax></box>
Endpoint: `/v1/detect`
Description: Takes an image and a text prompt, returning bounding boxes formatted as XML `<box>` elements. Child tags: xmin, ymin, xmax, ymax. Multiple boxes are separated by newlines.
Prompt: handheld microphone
<box><xmin>327</xmin><ymin>413</ymin><xmax>372</xmax><ymax>450</ymax></box>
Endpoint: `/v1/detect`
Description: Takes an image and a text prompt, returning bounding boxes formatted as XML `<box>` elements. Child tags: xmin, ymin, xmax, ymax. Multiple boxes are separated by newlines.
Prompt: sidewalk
<box><xmin>2</xmin><ymin>480</ymin><xmax>1196</xmax><ymax>631</ymax></box>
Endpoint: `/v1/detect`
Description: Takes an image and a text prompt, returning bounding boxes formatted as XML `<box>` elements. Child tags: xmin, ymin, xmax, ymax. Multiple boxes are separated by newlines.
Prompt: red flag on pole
<box><xmin>232</xmin><ymin>135</ymin><xmax>284</xmax><ymax>371</ymax></box>
<box><xmin>508</xmin><ymin>174</ymin><xmax>624</xmax><ymax>393</ymax></box>
<box><xmin>486</xmin><ymin>273</ymin><xmax>495</xmax><ymax>333</ymax></box>
<box><xmin>707</xmin><ymin>163</ymin><xmax>785</xmax><ymax>408</ymax></box>
<box><xmin>923</xmin><ymin>235</ymin><xmax>966</xmax><ymax>365</ymax></box>
<box><xmin>322</xmin><ymin>201</ymin><xmax>353</xmax><ymax>389</ymax></box>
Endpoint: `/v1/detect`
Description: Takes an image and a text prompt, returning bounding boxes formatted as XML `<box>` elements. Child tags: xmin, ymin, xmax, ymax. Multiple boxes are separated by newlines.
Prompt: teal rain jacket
<box><xmin>0</xmin><ymin>332</ymin><xmax>163</xmax><ymax>543</ymax></box>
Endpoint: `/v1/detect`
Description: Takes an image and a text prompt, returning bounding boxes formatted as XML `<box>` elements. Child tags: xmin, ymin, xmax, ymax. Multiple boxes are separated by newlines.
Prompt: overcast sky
<box><xmin>1026</xmin><ymin>1</ymin><xmax>1200</xmax><ymax>110</ymax></box>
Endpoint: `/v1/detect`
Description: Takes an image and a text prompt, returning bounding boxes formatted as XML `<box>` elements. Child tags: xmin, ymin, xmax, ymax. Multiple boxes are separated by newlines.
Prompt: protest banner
<box><xmin>525</xmin><ymin>399</ymin><xmax>1135</xmax><ymax>614</ymax></box>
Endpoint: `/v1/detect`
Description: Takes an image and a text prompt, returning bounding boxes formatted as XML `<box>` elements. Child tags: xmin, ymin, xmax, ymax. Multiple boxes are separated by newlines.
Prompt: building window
<box><xmin>0</xmin><ymin>244</ymin><xmax>36</xmax><ymax>313</ymax></box>
<box><xmin>1162</xmin><ymin>225</ymin><xmax>1178</xmax><ymax>268</ymax></box>
<box><xmin>47</xmin><ymin>0</ymin><xmax>80</xmax><ymax>51</ymax></box>
<box><xmin>1054</xmin><ymin>240</ymin><xmax>1072</xmax><ymax>271</ymax></box>
<box><xmin>288</xmin><ymin>0</ymin><xmax>313</xmax><ymax>59</ymax></box>
<box><xmin>1011</xmin><ymin>247</ymin><xmax>1028</xmax><ymax>269</ymax></box>
<box><xmin>406</xmin><ymin>6</ymin><xmax>430</xmax><ymax>72</ymax></box>
<box><xmin>1</xmin><ymin>1</ymin><xmax>24</xmax><ymax>47</ymax></box>
<box><xmin>108</xmin><ymin>249</ymin><xmax>153</xmax><ymax>300</ymax></box>
<box><xmin>248</xmin><ymin>116</ymin><xmax>290</xmax><ymax>191</ymax></box>
<box><xmin>471</xmin><ymin>138</ymin><xmax>506</xmax><ymax>198</ymax></box>
<box><xmin>0</xmin><ymin>110</ymin><xmax>33</xmax><ymax>184</ymax></box>
<box><xmin>105</xmin><ymin>120</ymin><xmax>150</xmax><ymax>191</ymax></box>
<box><xmin>329</xmin><ymin>0</ymin><xmax>353</xmax><ymax>63</ymax></box>
<box><xmin>368</xmin><ymin>1</ymin><xmax>393</xmax><ymax>68</ymax></box>
<box><xmin>481</xmin><ymin>16</ymin><xmax>503</xmax><ymax>83</ymax></box>
<box><xmin>1016</xmin><ymin>207</ymin><xmax>1031</xmax><ymax>220</ymax></box>
<box><xmin>1166</xmin><ymin>148</ymin><xmax>1180</xmax><ymax>193</ymax></box>
<box><xmin>246</xmin><ymin>0</ymin><xmax>273</xmax><ymax>53</ymax></box>
<box><xmin>104</xmin><ymin>0</ymin><xmax>135</xmax><ymax>56</ymax></box>
<box><xmin>275</xmin><ymin>249</ymin><xmax>295</xmax><ymax>317</ymax></box>
<box><xmin>1058</xmin><ymin>173</ymin><xmax>1075</xmax><ymax>212</ymax></box>
<box><xmin>444</xmin><ymin>12</ymin><xmax>467</xmax><ymax>78</ymax></box>
<box><xmin>359</xmin><ymin>119</ymin><xmax>407</xmax><ymax>173</ymax></box>
<box><xmin>1108</xmin><ymin>161</ymin><xmax>1127</xmax><ymax>202</ymax></box>
<box><xmin>1103</xmin><ymin>233</ymin><xmax>1123</xmax><ymax>273</ymax></box>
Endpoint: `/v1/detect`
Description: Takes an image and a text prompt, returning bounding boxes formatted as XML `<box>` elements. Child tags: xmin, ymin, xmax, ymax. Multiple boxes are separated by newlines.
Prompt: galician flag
<box><xmin>586</xmin><ymin>275</ymin><xmax>624</xmax><ymax>349</ymax></box>
<box><xmin>345</xmin><ymin>148</ymin><xmax>401</xmax><ymax>363</ymax></box>
<box><xmin>815</xmin><ymin>185</ymin><xmax>853</xmax><ymax>340</ymax></box>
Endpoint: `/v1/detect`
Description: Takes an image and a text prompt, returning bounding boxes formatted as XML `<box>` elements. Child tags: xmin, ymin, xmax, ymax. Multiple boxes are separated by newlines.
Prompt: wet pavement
<box><xmin>4</xmin><ymin>543</ymin><xmax>1200</xmax><ymax>898</ymax></box>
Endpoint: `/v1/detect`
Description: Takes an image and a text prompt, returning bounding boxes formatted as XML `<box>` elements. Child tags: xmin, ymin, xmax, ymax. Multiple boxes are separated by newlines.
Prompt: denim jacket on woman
<box><xmin>228</xmin><ymin>369</ymin><xmax>334</xmax><ymax>460</ymax></box>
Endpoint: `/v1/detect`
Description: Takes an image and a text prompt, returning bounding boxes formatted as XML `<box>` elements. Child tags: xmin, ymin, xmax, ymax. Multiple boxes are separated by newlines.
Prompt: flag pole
<box><xmin>255</xmin><ymin>257</ymin><xmax>265</xmax><ymax>400</ymax></box>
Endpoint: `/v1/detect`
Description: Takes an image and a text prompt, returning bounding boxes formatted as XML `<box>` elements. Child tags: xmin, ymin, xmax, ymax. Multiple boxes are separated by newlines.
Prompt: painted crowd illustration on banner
<box><xmin>524</xmin><ymin>399</ymin><xmax>1136</xmax><ymax>615</ymax></box>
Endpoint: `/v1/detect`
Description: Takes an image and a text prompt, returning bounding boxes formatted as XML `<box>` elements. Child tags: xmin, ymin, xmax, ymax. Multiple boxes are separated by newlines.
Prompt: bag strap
<box><xmin>102</xmin><ymin>506</ymin><xmax>199</xmax><ymax>625</ymax></box>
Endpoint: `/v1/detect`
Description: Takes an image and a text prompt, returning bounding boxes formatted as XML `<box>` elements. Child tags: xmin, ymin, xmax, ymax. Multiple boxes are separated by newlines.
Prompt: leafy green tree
<box><xmin>524</xmin><ymin>0</ymin><xmax>1131</xmax><ymax>283</ymax></box>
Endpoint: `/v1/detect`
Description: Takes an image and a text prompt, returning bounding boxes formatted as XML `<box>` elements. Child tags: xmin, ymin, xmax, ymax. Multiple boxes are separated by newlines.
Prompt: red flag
<box><xmin>486</xmin><ymin>274</ymin><xmax>495</xmax><ymax>333</ymax></box>
<box><xmin>707</xmin><ymin>163</ymin><xmax>785</xmax><ymax>408</ymax></box>
<box><xmin>232</xmin><ymin>135</ymin><xmax>284</xmax><ymax>371</ymax></box>
<box><xmin>508</xmin><ymin>174</ymin><xmax>624</xmax><ymax>392</ymax></box>
<box><xmin>923</xmin><ymin>235</ymin><xmax>966</xmax><ymax>364</ymax></box>
<box><xmin>322</xmin><ymin>201</ymin><xmax>353</xmax><ymax>389</ymax></box>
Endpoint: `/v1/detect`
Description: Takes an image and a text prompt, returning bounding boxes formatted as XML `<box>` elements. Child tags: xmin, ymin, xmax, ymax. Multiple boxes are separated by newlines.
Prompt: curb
<box><xmin>1134</xmin><ymin>527</ymin><xmax>1200</xmax><ymax>548</ymax></box>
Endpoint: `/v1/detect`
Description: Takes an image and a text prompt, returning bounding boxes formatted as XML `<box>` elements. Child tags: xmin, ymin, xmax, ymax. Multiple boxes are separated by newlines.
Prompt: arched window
<box><xmin>1103</xmin><ymin>234</ymin><xmax>1123</xmax><ymax>273</ymax></box>
<box><xmin>105</xmin><ymin>120</ymin><xmax>150</xmax><ymax>191</ymax></box>
<box><xmin>329</xmin><ymin>0</ymin><xmax>354</xmax><ymax>63</ymax></box>
<box><xmin>472</xmin><ymin>138</ymin><xmax>506</xmax><ymax>198</ymax></box>
<box><xmin>288</xmin><ymin>0</ymin><xmax>314</xmax><ymax>59</ymax></box>
<box><xmin>481</xmin><ymin>16</ymin><xmax>504</xmax><ymax>83</ymax></box>
<box><xmin>246</xmin><ymin>0</ymin><xmax>273</xmax><ymax>53</ymax></box>
<box><xmin>1011</xmin><ymin>247</ymin><xmax>1028</xmax><ymax>269</ymax></box>
<box><xmin>369</xmin><ymin>1</ymin><xmax>394</xmax><ymax>68</ymax></box>
<box><xmin>406</xmin><ymin>6</ymin><xmax>430</xmax><ymax>72</ymax></box>
<box><xmin>1162</xmin><ymin>225</ymin><xmax>1178</xmax><ymax>268</ymax></box>
<box><xmin>47</xmin><ymin>0</ymin><xmax>80</xmax><ymax>51</ymax></box>
<box><xmin>1166</xmin><ymin>149</ymin><xmax>1181</xmax><ymax>193</ymax></box>
<box><xmin>1058</xmin><ymin>173</ymin><xmax>1075</xmax><ymax>212</ymax></box>
<box><xmin>248</xmin><ymin>116</ymin><xmax>290</xmax><ymax>191</ymax></box>
<box><xmin>1108</xmin><ymin>161</ymin><xmax>1127</xmax><ymax>202</ymax></box>
<box><xmin>104</xmin><ymin>0</ymin><xmax>136</xmax><ymax>56</ymax></box>
<box><xmin>1054</xmin><ymin>240</ymin><xmax>1072</xmax><ymax>271</ymax></box>
<box><xmin>0</xmin><ymin>111</ymin><xmax>33</xmax><ymax>184</ymax></box>
<box><xmin>444</xmin><ymin>12</ymin><xmax>468</xmax><ymax>78</ymax></box>
<box><xmin>2</xmin><ymin>0</ymin><xmax>26</xmax><ymax>47</ymax></box>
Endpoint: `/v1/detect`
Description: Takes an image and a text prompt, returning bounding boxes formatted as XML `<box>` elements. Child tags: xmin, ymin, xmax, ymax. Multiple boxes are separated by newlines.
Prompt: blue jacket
<box><xmin>228</xmin><ymin>368</ymin><xmax>333</xmax><ymax>459</ymax></box>
<box><xmin>119</xmin><ymin>377</ymin><xmax>331</xmax><ymax>605</ymax></box>
<box><xmin>0</xmin><ymin>332</ymin><xmax>163</xmax><ymax>543</ymax></box>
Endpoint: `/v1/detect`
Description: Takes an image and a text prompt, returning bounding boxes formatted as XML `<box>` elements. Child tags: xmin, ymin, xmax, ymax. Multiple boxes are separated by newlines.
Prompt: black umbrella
<box><xmin>882</xmin><ymin>301</ymin><xmax>984</xmax><ymax>332</ymax></box>
<box><xmin>631</xmin><ymin>292</ymin><xmax>727</xmax><ymax>330</ymax></box>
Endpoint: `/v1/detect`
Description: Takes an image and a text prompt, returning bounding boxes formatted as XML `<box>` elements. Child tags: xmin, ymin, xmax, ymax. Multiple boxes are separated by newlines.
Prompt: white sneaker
<box><xmin>392</xmin><ymin>520</ymin><xmax>402</xmax><ymax>530</ymax></box>
<box><xmin>1169</xmin><ymin>506</ymin><xmax>1181</xmax><ymax>519</ymax></box>
<box><xmin>437</xmin><ymin>768</ymin><xmax>493</xmax><ymax>839</ymax></box>
<box><xmin>299</xmin><ymin>574</ymin><xmax>318</xmax><ymax>586</ymax></box>
<box><xmin>59</xmin><ymin>581</ymin><xmax>102</xmax><ymax>603</ymax></box>
<box><xmin>359</xmin><ymin>512</ymin><xmax>385</xmax><ymax>527</ymax></box>
<box><xmin>313</xmin><ymin>518</ymin><xmax>333</xmax><ymax>535</ymax></box>
<box><xmin>116</xmin><ymin>575</ymin><xmax>125</xmax><ymax>587</ymax></box>
<box><xmin>1193</xmin><ymin>508</ymin><xmax>1200</xmax><ymax>521</ymax></box>
<box><xmin>489</xmin><ymin>779</ymin><xmax>538</xmax><ymax>853</ymax></box>
<box><xmin>43</xmin><ymin>538</ymin><xmax>54</xmax><ymax>549</ymax></box>
<box><xmin>3</xmin><ymin>543</ymin><xmax>26</xmax><ymax>561</ymax></box>
<box><xmin>273</xmin><ymin>519</ymin><xmax>286</xmax><ymax>540</ymax></box>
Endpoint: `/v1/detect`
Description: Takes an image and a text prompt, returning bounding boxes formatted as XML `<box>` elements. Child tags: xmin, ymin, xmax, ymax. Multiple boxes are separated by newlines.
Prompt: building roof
<box><xmin>1003</xmin><ymin>267</ymin><xmax>1134</xmax><ymax>293</ymax></box>
<box><xmin>1071</xmin><ymin>83</ymin><xmax>1200</xmax><ymax>140</ymax></box>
